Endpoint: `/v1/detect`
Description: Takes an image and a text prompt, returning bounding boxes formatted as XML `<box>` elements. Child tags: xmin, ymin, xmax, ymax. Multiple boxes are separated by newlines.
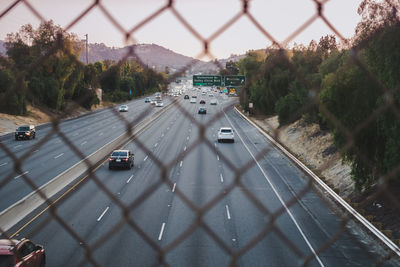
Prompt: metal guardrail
<box><xmin>234</xmin><ymin>106</ymin><xmax>400</xmax><ymax>258</ymax></box>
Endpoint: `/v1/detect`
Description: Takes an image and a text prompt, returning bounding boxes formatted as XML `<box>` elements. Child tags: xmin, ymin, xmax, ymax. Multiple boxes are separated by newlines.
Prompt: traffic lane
<box><xmin>0</xmin><ymin>99</ymin><xmax>165</xmax><ymax>211</ymax></box>
<box><xmin>5</xmin><ymin>98</ymin><xmax>189</xmax><ymax>266</ymax></box>
<box><xmin>157</xmin><ymin>109</ymin><xmax>242</xmax><ymax>266</ymax></box>
<box><xmin>184</xmin><ymin>106</ymin><xmax>335</xmax><ymax>266</ymax></box>
<box><xmin>222</xmin><ymin>108</ymin><xmax>386</xmax><ymax>265</ymax></box>
<box><xmin>68</xmin><ymin>100</ymin><xmax>193</xmax><ymax>266</ymax></box>
<box><xmin>0</xmin><ymin>95</ymin><xmax>155</xmax><ymax>159</ymax></box>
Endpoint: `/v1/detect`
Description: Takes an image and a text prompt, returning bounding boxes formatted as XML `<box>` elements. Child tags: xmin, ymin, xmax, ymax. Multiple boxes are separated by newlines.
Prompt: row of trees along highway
<box><xmin>231</xmin><ymin>0</ymin><xmax>400</xmax><ymax>192</ymax></box>
<box><xmin>0</xmin><ymin>21</ymin><xmax>167</xmax><ymax>114</ymax></box>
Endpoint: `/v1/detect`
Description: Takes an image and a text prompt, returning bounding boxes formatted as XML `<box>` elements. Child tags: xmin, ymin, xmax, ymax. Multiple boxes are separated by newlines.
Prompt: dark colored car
<box><xmin>184</xmin><ymin>95</ymin><xmax>189</xmax><ymax>99</ymax></box>
<box><xmin>0</xmin><ymin>238</ymin><xmax>45</xmax><ymax>267</ymax></box>
<box><xmin>15</xmin><ymin>125</ymin><xmax>36</xmax><ymax>140</ymax></box>
<box><xmin>109</xmin><ymin>150</ymin><xmax>134</xmax><ymax>169</ymax></box>
<box><xmin>198</xmin><ymin>107</ymin><xmax>207</xmax><ymax>114</ymax></box>
<box><xmin>200</xmin><ymin>100</ymin><xmax>206</xmax><ymax>104</ymax></box>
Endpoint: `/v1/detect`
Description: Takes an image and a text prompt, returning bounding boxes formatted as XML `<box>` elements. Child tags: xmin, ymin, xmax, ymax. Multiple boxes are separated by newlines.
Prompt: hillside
<box><xmin>1</xmin><ymin>40</ymin><xmax>245</xmax><ymax>74</ymax></box>
<box><xmin>79</xmin><ymin>43</ymin><xmax>201</xmax><ymax>72</ymax></box>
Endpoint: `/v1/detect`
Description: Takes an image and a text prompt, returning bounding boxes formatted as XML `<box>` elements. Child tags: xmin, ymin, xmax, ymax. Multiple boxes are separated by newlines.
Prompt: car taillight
<box><xmin>123</xmin><ymin>158</ymin><xmax>128</xmax><ymax>162</ymax></box>
<box><xmin>109</xmin><ymin>158</ymin><xmax>113</xmax><ymax>161</ymax></box>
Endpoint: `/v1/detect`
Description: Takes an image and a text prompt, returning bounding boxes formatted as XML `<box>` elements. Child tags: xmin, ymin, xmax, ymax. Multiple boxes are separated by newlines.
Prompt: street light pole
<box><xmin>85</xmin><ymin>34</ymin><xmax>88</xmax><ymax>64</ymax></box>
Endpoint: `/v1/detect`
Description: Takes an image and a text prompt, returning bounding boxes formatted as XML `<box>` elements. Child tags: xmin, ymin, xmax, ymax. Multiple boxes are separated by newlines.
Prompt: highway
<box><xmin>3</xmin><ymin>91</ymin><xmax>398</xmax><ymax>266</ymax></box>
<box><xmin>0</xmin><ymin>97</ymin><xmax>172</xmax><ymax>212</ymax></box>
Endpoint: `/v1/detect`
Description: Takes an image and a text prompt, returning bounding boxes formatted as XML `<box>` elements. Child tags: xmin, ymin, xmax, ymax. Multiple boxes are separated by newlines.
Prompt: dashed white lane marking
<box><xmin>81</xmin><ymin>141</ymin><xmax>87</xmax><ymax>146</ymax></box>
<box><xmin>154</xmin><ymin>143</ymin><xmax>158</xmax><ymax>147</ymax></box>
<box><xmin>14</xmin><ymin>171</ymin><xmax>29</xmax><ymax>179</ymax></box>
<box><xmin>112</xmin><ymin>126</ymin><xmax>116</xmax><ymax>129</ymax></box>
<box><xmin>215</xmin><ymin>143</ymin><xmax>217</xmax><ymax>147</ymax></box>
<box><xmin>180</xmin><ymin>161</ymin><xmax>183</xmax><ymax>167</ymax></box>
<box><xmin>97</xmin><ymin>207</ymin><xmax>110</xmax><ymax>222</ymax></box>
<box><xmin>225</xmin><ymin>205</ymin><xmax>231</xmax><ymax>220</ymax></box>
<box><xmin>220</xmin><ymin>174</ymin><xmax>224</xmax><ymax>183</ymax></box>
<box><xmin>127</xmin><ymin>175</ymin><xmax>134</xmax><ymax>183</ymax></box>
<box><xmin>14</xmin><ymin>145</ymin><xmax>22</xmax><ymax>149</ymax></box>
<box><xmin>144</xmin><ymin>156</ymin><xmax>148</xmax><ymax>161</ymax></box>
<box><xmin>172</xmin><ymin>183</ymin><xmax>176</xmax><ymax>192</ymax></box>
<box><xmin>161</xmin><ymin>133</ymin><xmax>164</xmax><ymax>137</ymax></box>
<box><xmin>223</xmin><ymin>110</ymin><xmax>325</xmax><ymax>267</ymax></box>
<box><xmin>186</xmin><ymin>136</ymin><xmax>189</xmax><ymax>140</ymax></box>
<box><xmin>158</xmin><ymin>223</ymin><xmax>166</xmax><ymax>240</ymax></box>
<box><xmin>217</xmin><ymin>155</ymin><xmax>220</xmax><ymax>161</ymax></box>
<box><xmin>99</xmin><ymin>132</ymin><xmax>104</xmax><ymax>136</ymax></box>
<box><xmin>0</xmin><ymin>162</ymin><xmax>8</xmax><ymax>167</ymax></box>
<box><xmin>54</xmin><ymin>153</ymin><xmax>64</xmax><ymax>159</ymax></box>
<box><xmin>184</xmin><ymin>146</ymin><xmax>187</xmax><ymax>151</ymax></box>
<box><xmin>73</xmin><ymin>133</ymin><xmax>79</xmax><ymax>136</ymax></box>
<box><xmin>33</xmin><ymin>150</ymin><xmax>39</xmax><ymax>153</ymax></box>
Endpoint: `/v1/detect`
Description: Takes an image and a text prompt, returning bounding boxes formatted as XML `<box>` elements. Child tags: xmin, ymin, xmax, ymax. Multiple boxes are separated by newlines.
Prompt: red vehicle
<box><xmin>0</xmin><ymin>239</ymin><xmax>45</xmax><ymax>267</ymax></box>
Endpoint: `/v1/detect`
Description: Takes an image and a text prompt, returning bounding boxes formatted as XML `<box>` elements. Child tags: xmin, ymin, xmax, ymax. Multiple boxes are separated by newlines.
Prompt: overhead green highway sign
<box><xmin>193</xmin><ymin>75</ymin><xmax>222</xmax><ymax>86</ymax></box>
<box><xmin>224</xmin><ymin>75</ymin><xmax>246</xmax><ymax>87</ymax></box>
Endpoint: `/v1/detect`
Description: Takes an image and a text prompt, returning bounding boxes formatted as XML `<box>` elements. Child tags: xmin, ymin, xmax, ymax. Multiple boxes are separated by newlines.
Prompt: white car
<box><xmin>156</xmin><ymin>101</ymin><xmax>164</xmax><ymax>107</ymax></box>
<box><xmin>209</xmin><ymin>93</ymin><xmax>214</xmax><ymax>97</ymax></box>
<box><xmin>218</xmin><ymin>127</ymin><xmax>234</xmax><ymax>143</ymax></box>
<box><xmin>190</xmin><ymin>98</ymin><xmax>196</xmax><ymax>104</ymax></box>
<box><xmin>119</xmin><ymin>105</ymin><xmax>128</xmax><ymax>112</ymax></box>
<box><xmin>210</xmin><ymin>99</ymin><xmax>217</xmax><ymax>105</ymax></box>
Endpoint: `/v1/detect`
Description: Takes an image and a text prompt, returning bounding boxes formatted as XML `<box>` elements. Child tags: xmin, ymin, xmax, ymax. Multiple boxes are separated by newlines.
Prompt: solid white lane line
<box><xmin>180</xmin><ymin>161</ymin><xmax>183</xmax><ymax>167</ymax></box>
<box><xmin>144</xmin><ymin>156</ymin><xmax>148</xmax><ymax>161</ymax></box>
<box><xmin>172</xmin><ymin>183</ymin><xmax>176</xmax><ymax>192</ymax></box>
<box><xmin>225</xmin><ymin>205</ymin><xmax>231</xmax><ymax>220</ymax></box>
<box><xmin>0</xmin><ymin>162</ymin><xmax>8</xmax><ymax>167</ymax></box>
<box><xmin>14</xmin><ymin>171</ymin><xmax>29</xmax><ymax>179</ymax></box>
<box><xmin>217</xmin><ymin>155</ymin><xmax>220</xmax><ymax>161</ymax></box>
<box><xmin>220</xmin><ymin>174</ymin><xmax>224</xmax><ymax>183</ymax></box>
<box><xmin>97</xmin><ymin>207</ymin><xmax>110</xmax><ymax>222</ymax></box>
<box><xmin>184</xmin><ymin>146</ymin><xmax>187</xmax><ymax>151</ymax></box>
<box><xmin>81</xmin><ymin>141</ymin><xmax>87</xmax><ymax>146</ymax></box>
<box><xmin>223</xmin><ymin>111</ymin><xmax>325</xmax><ymax>267</ymax></box>
<box><xmin>54</xmin><ymin>153</ymin><xmax>64</xmax><ymax>159</ymax></box>
<box><xmin>158</xmin><ymin>223</ymin><xmax>166</xmax><ymax>240</ymax></box>
<box><xmin>127</xmin><ymin>175</ymin><xmax>134</xmax><ymax>183</ymax></box>
<box><xmin>14</xmin><ymin>145</ymin><xmax>21</xmax><ymax>149</ymax></box>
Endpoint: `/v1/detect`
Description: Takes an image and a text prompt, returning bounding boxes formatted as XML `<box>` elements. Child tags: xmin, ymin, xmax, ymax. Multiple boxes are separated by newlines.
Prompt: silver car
<box><xmin>217</xmin><ymin>127</ymin><xmax>234</xmax><ymax>143</ymax></box>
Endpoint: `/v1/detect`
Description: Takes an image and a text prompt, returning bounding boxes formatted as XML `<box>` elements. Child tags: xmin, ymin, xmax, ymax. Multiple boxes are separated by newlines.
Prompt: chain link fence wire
<box><xmin>0</xmin><ymin>0</ymin><xmax>400</xmax><ymax>266</ymax></box>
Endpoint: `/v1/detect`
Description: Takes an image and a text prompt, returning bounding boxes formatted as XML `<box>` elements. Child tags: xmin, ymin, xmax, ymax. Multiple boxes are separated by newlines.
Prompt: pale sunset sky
<box><xmin>0</xmin><ymin>0</ymin><xmax>362</xmax><ymax>59</ymax></box>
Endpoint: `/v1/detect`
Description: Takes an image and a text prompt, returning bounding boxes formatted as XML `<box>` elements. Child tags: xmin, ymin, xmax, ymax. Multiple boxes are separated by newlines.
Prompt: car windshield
<box><xmin>0</xmin><ymin>255</ymin><xmax>15</xmax><ymax>266</ymax></box>
<box><xmin>120</xmin><ymin>105</ymin><xmax>127</xmax><ymax>108</ymax></box>
<box><xmin>111</xmin><ymin>151</ymin><xmax>127</xmax><ymax>157</ymax></box>
<box><xmin>17</xmin><ymin>126</ymin><xmax>29</xmax><ymax>131</ymax></box>
<box><xmin>221</xmin><ymin>129</ymin><xmax>232</xmax><ymax>133</ymax></box>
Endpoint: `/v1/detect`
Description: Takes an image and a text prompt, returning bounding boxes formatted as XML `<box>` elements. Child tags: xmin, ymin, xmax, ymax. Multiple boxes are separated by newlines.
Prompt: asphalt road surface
<box><xmin>3</xmin><ymin>91</ymin><xmax>398</xmax><ymax>266</ymax></box>
<box><xmin>0</xmin><ymin>97</ymin><xmax>172</xmax><ymax>212</ymax></box>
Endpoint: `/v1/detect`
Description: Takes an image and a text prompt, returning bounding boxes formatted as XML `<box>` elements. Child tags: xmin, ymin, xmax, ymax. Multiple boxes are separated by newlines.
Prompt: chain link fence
<box><xmin>0</xmin><ymin>0</ymin><xmax>399</xmax><ymax>266</ymax></box>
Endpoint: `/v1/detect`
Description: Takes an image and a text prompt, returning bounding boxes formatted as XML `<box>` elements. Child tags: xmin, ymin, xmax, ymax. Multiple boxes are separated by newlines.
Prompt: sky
<box><xmin>0</xmin><ymin>0</ymin><xmax>363</xmax><ymax>60</ymax></box>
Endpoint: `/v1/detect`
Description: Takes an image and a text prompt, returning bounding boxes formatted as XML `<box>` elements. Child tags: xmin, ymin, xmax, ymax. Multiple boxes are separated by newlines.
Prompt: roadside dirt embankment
<box><xmin>252</xmin><ymin>115</ymin><xmax>354</xmax><ymax>198</ymax></box>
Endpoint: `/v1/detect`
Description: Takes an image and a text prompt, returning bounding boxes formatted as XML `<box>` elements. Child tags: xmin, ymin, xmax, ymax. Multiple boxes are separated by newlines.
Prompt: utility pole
<box><xmin>85</xmin><ymin>34</ymin><xmax>88</xmax><ymax>64</ymax></box>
